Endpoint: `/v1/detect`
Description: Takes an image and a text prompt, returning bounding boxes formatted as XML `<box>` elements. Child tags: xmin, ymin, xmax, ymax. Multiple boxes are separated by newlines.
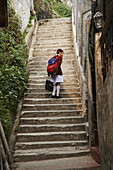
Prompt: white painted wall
<box><xmin>11</xmin><ymin>0</ymin><xmax>34</xmax><ymax>32</ymax></box>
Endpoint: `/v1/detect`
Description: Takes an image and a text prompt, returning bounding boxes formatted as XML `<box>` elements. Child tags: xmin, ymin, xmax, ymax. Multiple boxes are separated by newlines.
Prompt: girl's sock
<box><xmin>52</xmin><ymin>85</ymin><xmax>56</xmax><ymax>96</ymax></box>
<box><xmin>57</xmin><ymin>86</ymin><xmax>60</xmax><ymax>96</ymax></box>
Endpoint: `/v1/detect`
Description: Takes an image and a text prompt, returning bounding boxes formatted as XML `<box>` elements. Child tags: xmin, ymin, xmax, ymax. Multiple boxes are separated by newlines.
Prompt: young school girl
<box><xmin>51</xmin><ymin>49</ymin><xmax>63</xmax><ymax>98</ymax></box>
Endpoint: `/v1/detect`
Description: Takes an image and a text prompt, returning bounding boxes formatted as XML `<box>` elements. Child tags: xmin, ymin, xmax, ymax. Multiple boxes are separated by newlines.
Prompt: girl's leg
<box><xmin>52</xmin><ymin>84</ymin><xmax>57</xmax><ymax>97</ymax></box>
<box><xmin>56</xmin><ymin>83</ymin><xmax>61</xmax><ymax>98</ymax></box>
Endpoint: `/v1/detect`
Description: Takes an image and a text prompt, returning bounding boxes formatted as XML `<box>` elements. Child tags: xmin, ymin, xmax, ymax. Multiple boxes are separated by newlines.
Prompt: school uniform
<box><xmin>51</xmin><ymin>54</ymin><xmax>63</xmax><ymax>97</ymax></box>
<box><xmin>51</xmin><ymin>54</ymin><xmax>63</xmax><ymax>83</ymax></box>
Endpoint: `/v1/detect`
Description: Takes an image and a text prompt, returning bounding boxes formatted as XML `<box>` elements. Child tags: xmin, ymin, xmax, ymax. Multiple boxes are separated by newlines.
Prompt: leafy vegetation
<box><xmin>34</xmin><ymin>0</ymin><xmax>72</xmax><ymax>20</ymax></box>
<box><xmin>53</xmin><ymin>1</ymin><xmax>72</xmax><ymax>18</ymax></box>
<box><xmin>0</xmin><ymin>1</ymin><xmax>28</xmax><ymax>139</ymax></box>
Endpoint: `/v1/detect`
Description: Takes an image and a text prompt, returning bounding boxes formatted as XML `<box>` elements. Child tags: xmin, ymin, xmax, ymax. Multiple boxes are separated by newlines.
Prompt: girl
<box><xmin>51</xmin><ymin>49</ymin><xmax>63</xmax><ymax>98</ymax></box>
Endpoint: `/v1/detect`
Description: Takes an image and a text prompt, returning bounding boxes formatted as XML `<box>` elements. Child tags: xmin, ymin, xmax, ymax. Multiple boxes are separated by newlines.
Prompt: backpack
<box><xmin>47</xmin><ymin>56</ymin><xmax>57</xmax><ymax>75</ymax></box>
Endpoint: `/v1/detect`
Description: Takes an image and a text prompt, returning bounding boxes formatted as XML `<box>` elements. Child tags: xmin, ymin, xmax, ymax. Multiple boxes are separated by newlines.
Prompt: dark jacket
<box><xmin>56</xmin><ymin>55</ymin><xmax>63</xmax><ymax>75</ymax></box>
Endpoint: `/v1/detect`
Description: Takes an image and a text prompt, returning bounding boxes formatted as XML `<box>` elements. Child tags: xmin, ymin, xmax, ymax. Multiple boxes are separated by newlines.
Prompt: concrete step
<box><xmin>27</xmin><ymin>87</ymin><xmax>80</xmax><ymax>93</ymax></box>
<box><xmin>29</xmin><ymin>55</ymin><xmax>75</xmax><ymax>62</ymax></box>
<box><xmin>37</xmin><ymin>29</ymin><xmax>72</xmax><ymax>32</ymax></box>
<box><xmin>36</xmin><ymin>34</ymin><xmax>72</xmax><ymax>39</ymax></box>
<box><xmin>39</xmin><ymin>22</ymin><xmax>71</xmax><ymax>27</ymax></box>
<box><xmin>23</xmin><ymin>97</ymin><xmax>81</xmax><ymax>104</ymax></box>
<box><xmin>13</xmin><ymin>156</ymin><xmax>101</xmax><ymax>170</ymax></box>
<box><xmin>18</xmin><ymin>124</ymin><xmax>85</xmax><ymax>133</ymax></box>
<box><xmin>28</xmin><ymin>74</ymin><xmax>77</xmax><ymax>79</ymax></box>
<box><xmin>21</xmin><ymin>110</ymin><xmax>82</xmax><ymax>118</ymax></box>
<box><xmin>14</xmin><ymin>146</ymin><xmax>90</xmax><ymax>162</ymax></box>
<box><xmin>16</xmin><ymin>131</ymin><xmax>87</xmax><ymax>142</ymax></box>
<box><xmin>37</xmin><ymin>26</ymin><xmax>72</xmax><ymax>30</ymax></box>
<box><xmin>35</xmin><ymin>39</ymin><xmax>73</xmax><ymax>45</ymax></box>
<box><xmin>28</xmin><ymin>63</ymin><xmax>75</xmax><ymax>69</ymax></box>
<box><xmin>22</xmin><ymin>103</ymin><xmax>82</xmax><ymax>111</ymax></box>
<box><xmin>38</xmin><ymin>25</ymin><xmax>71</xmax><ymax>30</ymax></box>
<box><xmin>33</xmin><ymin>51</ymin><xmax>74</xmax><ymax>56</ymax></box>
<box><xmin>29</xmin><ymin>57</ymin><xmax>75</xmax><ymax>62</ymax></box>
<box><xmin>28</xmin><ymin>80</ymin><xmax>78</xmax><ymax>85</ymax></box>
<box><xmin>28</xmin><ymin>67</ymin><xmax>77</xmax><ymax>72</ymax></box>
<box><xmin>15</xmin><ymin>140</ymin><xmax>88</xmax><ymax>150</ymax></box>
<box><xmin>24</xmin><ymin>92</ymin><xmax>81</xmax><ymax>98</ymax></box>
<box><xmin>20</xmin><ymin>116</ymin><xmax>85</xmax><ymax>125</ymax></box>
<box><xmin>28</xmin><ymin>82</ymin><xmax>80</xmax><ymax>88</ymax></box>
<box><xmin>28</xmin><ymin>70</ymin><xmax>77</xmax><ymax>76</ymax></box>
<box><xmin>28</xmin><ymin>76</ymin><xmax>78</xmax><ymax>82</ymax></box>
<box><xmin>37</xmin><ymin>31</ymin><xmax>72</xmax><ymax>35</ymax></box>
<box><xmin>40</xmin><ymin>20</ymin><xmax>71</xmax><ymax>25</ymax></box>
<box><xmin>28</xmin><ymin>59</ymin><xmax>75</xmax><ymax>65</ymax></box>
<box><xmin>36</xmin><ymin>35</ymin><xmax>73</xmax><ymax>40</ymax></box>
<box><xmin>33</xmin><ymin>48</ymin><xmax>74</xmax><ymax>53</ymax></box>
<box><xmin>28</xmin><ymin>78</ymin><xmax>79</xmax><ymax>84</ymax></box>
<box><xmin>34</xmin><ymin>40</ymin><xmax>73</xmax><ymax>44</ymax></box>
<box><xmin>38</xmin><ymin>28</ymin><xmax>72</xmax><ymax>32</ymax></box>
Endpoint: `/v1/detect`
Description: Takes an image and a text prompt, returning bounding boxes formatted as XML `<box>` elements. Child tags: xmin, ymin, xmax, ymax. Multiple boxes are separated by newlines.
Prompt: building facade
<box><xmin>72</xmin><ymin>0</ymin><xmax>113</xmax><ymax>169</ymax></box>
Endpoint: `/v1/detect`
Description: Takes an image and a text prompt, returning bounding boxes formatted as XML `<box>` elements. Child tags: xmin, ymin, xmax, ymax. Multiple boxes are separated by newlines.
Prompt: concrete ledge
<box><xmin>9</xmin><ymin>98</ymin><xmax>24</xmax><ymax>152</ymax></box>
<box><xmin>91</xmin><ymin>147</ymin><xmax>101</xmax><ymax>164</ymax></box>
<box><xmin>25</xmin><ymin>18</ymin><xmax>37</xmax><ymax>49</ymax></box>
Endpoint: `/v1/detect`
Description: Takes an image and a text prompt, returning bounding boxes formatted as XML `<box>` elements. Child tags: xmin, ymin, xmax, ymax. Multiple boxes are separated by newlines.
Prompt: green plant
<box><xmin>0</xmin><ymin>0</ymin><xmax>28</xmax><ymax>139</ymax></box>
<box><xmin>27</xmin><ymin>24</ymin><xmax>33</xmax><ymax>28</ymax></box>
<box><xmin>53</xmin><ymin>1</ymin><xmax>72</xmax><ymax>18</ymax></box>
<box><xmin>14</xmin><ymin>126</ymin><xmax>18</xmax><ymax>134</ymax></box>
<box><xmin>34</xmin><ymin>0</ymin><xmax>72</xmax><ymax>20</ymax></box>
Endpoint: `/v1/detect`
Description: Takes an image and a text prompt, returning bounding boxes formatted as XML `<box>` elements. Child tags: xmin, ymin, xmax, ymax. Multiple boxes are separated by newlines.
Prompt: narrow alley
<box><xmin>13</xmin><ymin>18</ymin><xmax>100</xmax><ymax>170</ymax></box>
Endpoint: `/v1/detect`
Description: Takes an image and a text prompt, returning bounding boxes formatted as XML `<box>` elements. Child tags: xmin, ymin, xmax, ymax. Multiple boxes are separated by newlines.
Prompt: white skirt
<box><xmin>51</xmin><ymin>75</ymin><xmax>63</xmax><ymax>83</ymax></box>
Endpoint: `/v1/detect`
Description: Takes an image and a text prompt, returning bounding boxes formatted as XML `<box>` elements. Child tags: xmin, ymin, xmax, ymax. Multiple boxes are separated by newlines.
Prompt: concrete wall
<box><xmin>97</xmin><ymin>60</ymin><xmax>113</xmax><ymax>169</ymax></box>
<box><xmin>95</xmin><ymin>33</ymin><xmax>113</xmax><ymax>169</ymax></box>
<box><xmin>11</xmin><ymin>0</ymin><xmax>34</xmax><ymax>32</ymax></box>
<box><xmin>72</xmin><ymin>11</ymin><xmax>87</xmax><ymax>119</ymax></box>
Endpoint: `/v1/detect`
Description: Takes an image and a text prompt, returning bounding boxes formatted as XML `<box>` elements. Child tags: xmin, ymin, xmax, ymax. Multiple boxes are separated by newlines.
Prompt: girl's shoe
<box><xmin>51</xmin><ymin>95</ymin><xmax>56</xmax><ymax>98</ymax></box>
<box><xmin>56</xmin><ymin>96</ymin><xmax>62</xmax><ymax>98</ymax></box>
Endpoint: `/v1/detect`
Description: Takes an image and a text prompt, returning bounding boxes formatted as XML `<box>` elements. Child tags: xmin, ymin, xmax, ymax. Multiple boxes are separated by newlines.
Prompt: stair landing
<box><xmin>13</xmin><ymin>156</ymin><xmax>101</xmax><ymax>170</ymax></box>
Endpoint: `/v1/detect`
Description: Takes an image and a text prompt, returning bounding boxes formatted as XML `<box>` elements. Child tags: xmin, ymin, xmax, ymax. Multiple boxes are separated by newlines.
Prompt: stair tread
<box><xmin>19</xmin><ymin>124</ymin><xmax>85</xmax><ymax>127</ymax></box>
<box><xmin>20</xmin><ymin>116</ymin><xmax>84</xmax><ymax>120</ymax></box>
<box><xmin>22</xmin><ymin>103</ymin><xmax>82</xmax><ymax>105</ymax></box>
<box><xmin>22</xmin><ymin>110</ymin><xmax>82</xmax><ymax>113</ymax></box>
<box><xmin>15</xmin><ymin>147</ymin><xmax>89</xmax><ymax>155</ymax></box>
<box><xmin>16</xmin><ymin>140</ymin><xmax>88</xmax><ymax>145</ymax></box>
<box><xmin>17</xmin><ymin>131</ymin><xmax>86</xmax><ymax>136</ymax></box>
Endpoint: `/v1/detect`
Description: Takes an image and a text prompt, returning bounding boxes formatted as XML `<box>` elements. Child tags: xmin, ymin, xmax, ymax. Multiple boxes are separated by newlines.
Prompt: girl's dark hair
<box><xmin>57</xmin><ymin>49</ymin><xmax>63</xmax><ymax>54</ymax></box>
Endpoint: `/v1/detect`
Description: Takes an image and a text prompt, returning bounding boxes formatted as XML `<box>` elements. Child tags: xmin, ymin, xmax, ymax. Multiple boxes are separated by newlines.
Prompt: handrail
<box><xmin>0</xmin><ymin>119</ymin><xmax>12</xmax><ymax>170</ymax></box>
<box><xmin>100</xmin><ymin>0</ymin><xmax>113</xmax><ymax>45</ymax></box>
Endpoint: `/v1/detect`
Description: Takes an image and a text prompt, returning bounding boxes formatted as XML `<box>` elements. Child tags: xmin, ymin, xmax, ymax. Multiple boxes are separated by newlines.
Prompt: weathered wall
<box><xmin>97</xmin><ymin>60</ymin><xmax>113</xmax><ymax>169</ymax></box>
<box><xmin>11</xmin><ymin>0</ymin><xmax>34</xmax><ymax>32</ymax></box>
<box><xmin>98</xmin><ymin>0</ymin><xmax>111</xmax><ymax>18</ymax></box>
<box><xmin>95</xmin><ymin>33</ymin><xmax>113</xmax><ymax>169</ymax></box>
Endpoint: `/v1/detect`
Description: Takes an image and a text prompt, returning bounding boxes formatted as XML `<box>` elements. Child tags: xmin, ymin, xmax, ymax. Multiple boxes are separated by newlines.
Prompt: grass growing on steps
<box><xmin>53</xmin><ymin>1</ymin><xmax>72</xmax><ymax>18</ymax></box>
<box><xmin>34</xmin><ymin>0</ymin><xmax>72</xmax><ymax>20</ymax></box>
<box><xmin>0</xmin><ymin>0</ymin><xmax>28</xmax><ymax>139</ymax></box>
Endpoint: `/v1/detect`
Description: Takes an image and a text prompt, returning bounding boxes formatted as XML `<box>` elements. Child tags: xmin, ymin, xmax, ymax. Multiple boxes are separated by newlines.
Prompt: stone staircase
<box><xmin>14</xmin><ymin>18</ymin><xmax>90</xmax><ymax>163</ymax></box>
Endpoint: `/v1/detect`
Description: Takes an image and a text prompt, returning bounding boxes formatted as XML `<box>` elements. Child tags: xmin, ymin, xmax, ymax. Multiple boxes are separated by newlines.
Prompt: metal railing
<box><xmin>0</xmin><ymin>119</ymin><xmax>12</xmax><ymax>170</ymax></box>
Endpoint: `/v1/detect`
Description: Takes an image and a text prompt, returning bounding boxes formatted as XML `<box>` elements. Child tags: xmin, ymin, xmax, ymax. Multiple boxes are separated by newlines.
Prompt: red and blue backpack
<box><xmin>47</xmin><ymin>56</ymin><xmax>57</xmax><ymax>75</ymax></box>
